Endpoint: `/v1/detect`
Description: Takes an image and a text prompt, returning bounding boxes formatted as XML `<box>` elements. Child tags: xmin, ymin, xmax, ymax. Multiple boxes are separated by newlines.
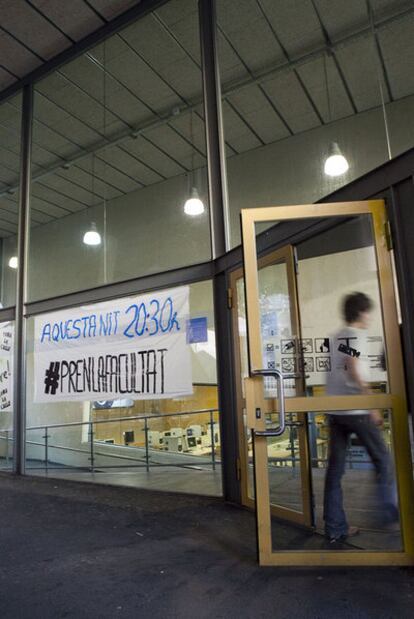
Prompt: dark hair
<box><xmin>343</xmin><ymin>292</ymin><xmax>373</xmax><ymax>324</ymax></box>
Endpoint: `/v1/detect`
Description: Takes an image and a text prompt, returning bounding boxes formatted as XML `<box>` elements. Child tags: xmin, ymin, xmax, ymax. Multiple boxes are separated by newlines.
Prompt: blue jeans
<box><xmin>323</xmin><ymin>414</ymin><xmax>397</xmax><ymax>538</ymax></box>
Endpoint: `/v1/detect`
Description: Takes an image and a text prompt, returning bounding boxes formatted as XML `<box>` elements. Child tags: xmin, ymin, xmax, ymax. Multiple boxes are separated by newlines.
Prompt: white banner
<box><xmin>34</xmin><ymin>287</ymin><xmax>192</xmax><ymax>403</ymax></box>
<box><xmin>0</xmin><ymin>322</ymin><xmax>13</xmax><ymax>412</ymax></box>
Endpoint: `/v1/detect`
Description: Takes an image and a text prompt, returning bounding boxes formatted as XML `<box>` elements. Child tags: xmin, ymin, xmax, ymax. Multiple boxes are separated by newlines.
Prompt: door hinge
<box><xmin>384</xmin><ymin>221</ymin><xmax>394</xmax><ymax>251</ymax></box>
<box><xmin>236</xmin><ymin>457</ymin><xmax>241</xmax><ymax>481</ymax></box>
<box><xmin>293</xmin><ymin>246</ymin><xmax>299</xmax><ymax>274</ymax></box>
<box><xmin>227</xmin><ymin>287</ymin><xmax>233</xmax><ymax>309</ymax></box>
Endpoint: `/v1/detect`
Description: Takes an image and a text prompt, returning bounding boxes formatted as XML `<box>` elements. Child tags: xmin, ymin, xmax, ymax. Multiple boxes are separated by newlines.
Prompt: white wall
<box><xmin>227</xmin><ymin>95</ymin><xmax>414</xmax><ymax>246</ymax></box>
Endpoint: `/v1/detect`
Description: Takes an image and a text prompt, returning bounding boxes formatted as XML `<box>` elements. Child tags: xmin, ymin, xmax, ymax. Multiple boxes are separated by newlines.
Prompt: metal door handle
<box><xmin>252</xmin><ymin>369</ymin><xmax>287</xmax><ymax>437</ymax></box>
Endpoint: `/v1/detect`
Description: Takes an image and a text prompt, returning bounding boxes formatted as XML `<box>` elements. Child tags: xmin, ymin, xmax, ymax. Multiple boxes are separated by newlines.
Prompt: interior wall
<box><xmin>226</xmin><ymin>95</ymin><xmax>414</xmax><ymax>246</ymax></box>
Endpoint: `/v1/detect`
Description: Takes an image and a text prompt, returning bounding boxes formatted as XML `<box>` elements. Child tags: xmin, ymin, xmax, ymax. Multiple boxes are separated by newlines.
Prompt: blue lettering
<box><xmin>113</xmin><ymin>311</ymin><xmax>120</xmax><ymax>335</ymax></box>
<box><xmin>52</xmin><ymin>323</ymin><xmax>60</xmax><ymax>342</ymax></box>
<box><xmin>40</xmin><ymin>323</ymin><xmax>51</xmax><ymax>343</ymax></box>
<box><xmin>99</xmin><ymin>314</ymin><xmax>109</xmax><ymax>336</ymax></box>
<box><xmin>65</xmin><ymin>319</ymin><xmax>73</xmax><ymax>339</ymax></box>
<box><xmin>148</xmin><ymin>299</ymin><xmax>159</xmax><ymax>336</ymax></box>
<box><xmin>89</xmin><ymin>314</ymin><xmax>96</xmax><ymax>338</ymax></box>
<box><xmin>72</xmin><ymin>319</ymin><xmax>81</xmax><ymax>339</ymax></box>
<box><xmin>81</xmin><ymin>316</ymin><xmax>89</xmax><ymax>338</ymax></box>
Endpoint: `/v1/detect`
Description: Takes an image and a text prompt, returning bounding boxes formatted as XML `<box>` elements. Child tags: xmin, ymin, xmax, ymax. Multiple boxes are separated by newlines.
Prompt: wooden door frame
<box><xmin>241</xmin><ymin>200</ymin><xmax>414</xmax><ymax>566</ymax></box>
<box><xmin>229</xmin><ymin>245</ymin><xmax>313</xmax><ymax>526</ymax></box>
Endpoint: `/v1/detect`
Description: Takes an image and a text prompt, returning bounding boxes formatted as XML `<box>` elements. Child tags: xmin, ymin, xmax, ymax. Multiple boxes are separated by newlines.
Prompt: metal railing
<box><xmin>1</xmin><ymin>408</ymin><xmax>220</xmax><ymax>473</ymax></box>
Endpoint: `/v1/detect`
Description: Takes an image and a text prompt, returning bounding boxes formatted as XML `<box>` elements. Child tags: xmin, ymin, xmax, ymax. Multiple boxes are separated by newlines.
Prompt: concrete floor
<box><xmin>0</xmin><ymin>472</ymin><xmax>413</xmax><ymax>619</ymax></box>
<box><xmin>28</xmin><ymin>464</ymin><xmax>223</xmax><ymax>496</ymax></box>
<box><xmin>24</xmin><ymin>460</ymin><xmax>400</xmax><ymax>552</ymax></box>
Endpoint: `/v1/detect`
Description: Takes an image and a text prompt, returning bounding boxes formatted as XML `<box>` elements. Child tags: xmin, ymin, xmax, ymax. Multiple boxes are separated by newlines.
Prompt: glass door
<box><xmin>231</xmin><ymin>246</ymin><xmax>313</xmax><ymax>527</ymax></box>
<box><xmin>242</xmin><ymin>200</ymin><xmax>414</xmax><ymax>566</ymax></box>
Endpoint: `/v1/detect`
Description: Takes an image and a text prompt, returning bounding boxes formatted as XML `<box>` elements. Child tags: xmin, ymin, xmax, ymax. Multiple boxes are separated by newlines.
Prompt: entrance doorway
<box><xmin>231</xmin><ymin>200</ymin><xmax>414</xmax><ymax>566</ymax></box>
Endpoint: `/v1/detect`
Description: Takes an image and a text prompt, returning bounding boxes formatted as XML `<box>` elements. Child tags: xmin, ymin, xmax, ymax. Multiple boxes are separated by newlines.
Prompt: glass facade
<box><xmin>0</xmin><ymin>0</ymin><xmax>413</xmax><ymax>527</ymax></box>
<box><xmin>26</xmin><ymin>0</ymin><xmax>210</xmax><ymax>302</ymax></box>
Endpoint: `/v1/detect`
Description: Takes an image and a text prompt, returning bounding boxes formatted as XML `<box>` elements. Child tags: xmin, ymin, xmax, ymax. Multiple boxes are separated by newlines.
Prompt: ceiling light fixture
<box><xmin>184</xmin><ymin>187</ymin><xmax>205</xmax><ymax>216</ymax></box>
<box><xmin>83</xmin><ymin>222</ymin><xmax>101</xmax><ymax>246</ymax></box>
<box><xmin>322</xmin><ymin>52</ymin><xmax>349</xmax><ymax>178</ymax></box>
<box><xmin>8</xmin><ymin>256</ymin><xmax>18</xmax><ymax>269</ymax></box>
<box><xmin>324</xmin><ymin>141</ymin><xmax>349</xmax><ymax>176</ymax></box>
<box><xmin>183</xmin><ymin>110</ymin><xmax>204</xmax><ymax>217</ymax></box>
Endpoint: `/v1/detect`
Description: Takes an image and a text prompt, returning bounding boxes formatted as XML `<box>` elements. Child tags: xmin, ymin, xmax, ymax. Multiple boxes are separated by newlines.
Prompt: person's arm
<box><xmin>347</xmin><ymin>356</ymin><xmax>383</xmax><ymax>425</ymax></box>
<box><xmin>347</xmin><ymin>355</ymin><xmax>369</xmax><ymax>393</ymax></box>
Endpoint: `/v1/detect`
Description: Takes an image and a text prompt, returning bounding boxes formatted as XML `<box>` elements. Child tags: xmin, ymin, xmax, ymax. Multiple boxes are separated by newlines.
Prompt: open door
<box><xmin>242</xmin><ymin>200</ymin><xmax>414</xmax><ymax>566</ymax></box>
<box><xmin>232</xmin><ymin>245</ymin><xmax>313</xmax><ymax>527</ymax></box>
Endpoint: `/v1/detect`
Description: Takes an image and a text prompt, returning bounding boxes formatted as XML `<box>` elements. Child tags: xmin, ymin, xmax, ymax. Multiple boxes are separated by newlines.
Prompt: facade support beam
<box><xmin>13</xmin><ymin>84</ymin><xmax>33</xmax><ymax>475</ymax></box>
<box><xmin>199</xmin><ymin>0</ymin><xmax>229</xmax><ymax>258</ymax></box>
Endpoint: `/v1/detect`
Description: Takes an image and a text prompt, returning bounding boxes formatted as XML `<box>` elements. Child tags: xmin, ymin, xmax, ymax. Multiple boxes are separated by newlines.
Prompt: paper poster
<box><xmin>0</xmin><ymin>322</ymin><xmax>13</xmax><ymax>412</ymax></box>
<box><xmin>34</xmin><ymin>287</ymin><xmax>193</xmax><ymax>403</ymax></box>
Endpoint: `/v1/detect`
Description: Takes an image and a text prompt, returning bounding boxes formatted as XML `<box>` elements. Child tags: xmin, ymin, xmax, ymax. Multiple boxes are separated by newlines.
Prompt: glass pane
<box><xmin>0</xmin><ymin>320</ymin><xmax>14</xmax><ymax>470</ymax></box>
<box><xmin>249</xmin><ymin>214</ymin><xmax>389</xmax><ymax>395</ymax></box>
<box><xmin>216</xmin><ymin>0</ymin><xmax>407</xmax><ymax>247</ymax></box>
<box><xmin>0</xmin><ymin>94</ymin><xmax>21</xmax><ymax>308</ymax></box>
<box><xmin>28</xmin><ymin>1</ymin><xmax>211</xmax><ymax>302</ymax></box>
<box><xmin>25</xmin><ymin>280</ymin><xmax>222</xmax><ymax>496</ymax></box>
<box><xmin>263</xmin><ymin>411</ymin><xmax>305</xmax><ymax>516</ymax></box>
<box><xmin>268</xmin><ymin>408</ymin><xmax>402</xmax><ymax>552</ymax></box>
<box><xmin>236</xmin><ymin>252</ymin><xmax>300</xmax><ymax>502</ymax></box>
<box><xmin>295</xmin><ymin>214</ymin><xmax>389</xmax><ymax>395</ymax></box>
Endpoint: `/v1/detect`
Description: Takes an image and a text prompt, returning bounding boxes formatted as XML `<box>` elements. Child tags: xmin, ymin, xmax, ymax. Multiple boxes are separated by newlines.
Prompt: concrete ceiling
<box><xmin>0</xmin><ymin>0</ymin><xmax>413</xmax><ymax>237</ymax></box>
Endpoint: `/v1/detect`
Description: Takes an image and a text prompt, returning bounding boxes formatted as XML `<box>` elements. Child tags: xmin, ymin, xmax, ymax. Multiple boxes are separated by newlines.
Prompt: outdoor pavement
<box><xmin>0</xmin><ymin>472</ymin><xmax>413</xmax><ymax>619</ymax></box>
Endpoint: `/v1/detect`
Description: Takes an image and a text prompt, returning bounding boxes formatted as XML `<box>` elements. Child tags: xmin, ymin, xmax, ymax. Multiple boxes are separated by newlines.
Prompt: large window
<box><xmin>217</xmin><ymin>0</ymin><xmax>414</xmax><ymax>246</ymax></box>
<box><xmin>0</xmin><ymin>94</ymin><xmax>21</xmax><ymax>308</ymax></box>
<box><xmin>24</xmin><ymin>0</ymin><xmax>211</xmax><ymax>303</ymax></box>
<box><xmin>25</xmin><ymin>280</ymin><xmax>221</xmax><ymax>496</ymax></box>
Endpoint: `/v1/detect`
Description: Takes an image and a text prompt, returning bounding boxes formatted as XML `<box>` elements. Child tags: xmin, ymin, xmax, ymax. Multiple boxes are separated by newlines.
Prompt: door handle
<box><xmin>251</xmin><ymin>369</ymin><xmax>289</xmax><ymax>437</ymax></box>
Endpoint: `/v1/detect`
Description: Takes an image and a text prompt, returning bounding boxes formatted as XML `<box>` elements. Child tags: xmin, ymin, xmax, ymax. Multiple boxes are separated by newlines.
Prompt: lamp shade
<box><xmin>8</xmin><ymin>256</ymin><xmax>18</xmax><ymax>269</ymax></box>
<box><xmin>83</xmin><ymin>222</ymin><xmax>101</xmax><ymax>246</ymax></box>
<box><xmin>184</xmin><ymin>187</ymin><xmax>205</xmax><ymax>216</ymax></box>
<box><xmin>324</xmin><ymin>142</ymin><xmax>349</xmax><ymax>177</ymax></box>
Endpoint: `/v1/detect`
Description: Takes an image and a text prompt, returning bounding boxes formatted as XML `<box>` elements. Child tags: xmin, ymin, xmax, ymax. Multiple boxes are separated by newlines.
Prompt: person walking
<box><xmin>323</xmin><ymin>292</ymin><xmax>398</xmax><ymax>542</ymax></box>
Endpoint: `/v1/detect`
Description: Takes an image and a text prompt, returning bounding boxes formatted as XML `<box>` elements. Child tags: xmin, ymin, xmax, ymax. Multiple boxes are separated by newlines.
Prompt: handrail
<box><xmin>2</xmin><ymin>408</ymin><xmax>221</xmax><ymax>474</ymax></box>
<box><xmin>25</xmin><ymin>407</ymin><xmax>219</xmax><ymax>431</ymax></box>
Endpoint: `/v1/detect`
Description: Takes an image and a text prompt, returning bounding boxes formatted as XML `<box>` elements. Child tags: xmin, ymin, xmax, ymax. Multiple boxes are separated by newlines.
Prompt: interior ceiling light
<box><xmin>8</xmin><ymin>256</ymin><xmax>18</xmax><ymax>269</ymax></box>
<box><xmin>83</xmin><ymin>222</ymin><xmax>101</xmax><ymax>246</ymax></box>
<box><xmin>184</xmin><ymin>186</ymin><xmax>205</xmax><ymax>216</ymax></box>
<box><xmin>183</xmin><ymin>110</ymin><xmax>205</xmax><ymax>217</ymax></box>
<box><xmin>324</xmin><ymin>142</ymin><xmax>349</xmax><ymax>177</ymax></box>
<box><xmin>322</xmin><ymin>52</ymin><xmax>349</xmax><ymax>178</ymax></box>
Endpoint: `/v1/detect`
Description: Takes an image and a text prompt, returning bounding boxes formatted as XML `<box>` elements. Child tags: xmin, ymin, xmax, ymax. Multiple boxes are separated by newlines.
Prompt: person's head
<box><xmin>342</xmin><ymin>292</ymin><xmax>373</xmax><ymax>328</ymax></box>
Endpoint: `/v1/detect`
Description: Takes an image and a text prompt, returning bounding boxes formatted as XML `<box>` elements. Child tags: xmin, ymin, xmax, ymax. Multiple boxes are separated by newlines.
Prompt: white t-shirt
<box><xmin>326</xmin><ymin>326</ymin><xmax>370</xmax><ymax>415</ymax></box>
